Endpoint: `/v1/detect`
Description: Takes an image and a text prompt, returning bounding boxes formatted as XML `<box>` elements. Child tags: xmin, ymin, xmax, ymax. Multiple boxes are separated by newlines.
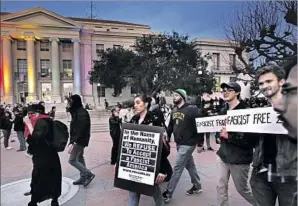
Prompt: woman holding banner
<box><xmin>128</xmin><ymin>95</ymin><xmax>172</xmax><ymax>206</ymax></box>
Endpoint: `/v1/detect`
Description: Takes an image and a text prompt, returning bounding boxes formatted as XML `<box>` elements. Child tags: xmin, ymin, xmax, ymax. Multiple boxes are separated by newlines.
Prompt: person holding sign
<box><xmin>162</xmin><ymin>89</ymin><xmax>204</xmax><ymax>203</ymax></box>
<box><xmin>250</xmin><ymin>62</ymin><xmax>297</xmax><ymax>206</ymax></box>
<box><xmin>216</xmin><ymin>82</ymin><xmax>255</xmax><ymax>206</ymax></box>
<box><xmin>127</xmin><ymin>95</ymin><xmax>172</xmax><ymax>206</ymax></box>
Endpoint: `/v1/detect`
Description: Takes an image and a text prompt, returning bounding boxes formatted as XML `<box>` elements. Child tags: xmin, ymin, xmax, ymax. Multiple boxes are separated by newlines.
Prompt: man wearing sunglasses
<box><xmin>250</xmin><ymin>62</ymin><xmax>297</xmax><ymax>206</ymax></box>
<box><xmin>216</xmin><ymin>82</ymin><xmax>255</xmax><ymax>206</ymax></box>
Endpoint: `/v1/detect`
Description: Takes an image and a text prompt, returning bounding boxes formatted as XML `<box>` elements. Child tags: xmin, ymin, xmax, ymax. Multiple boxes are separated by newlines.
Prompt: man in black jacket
<box><xmin>216</xmin><ymin>82</ymin><xmax>255</xmax><ymax>206</ymax></box>
<box><xmin>251</xmin><ymin>63</ymin><xmax>297</xmax><ymax>206</ymax></box>
<box><xmin>109</xmin><ymin>108</ymin><xmax>121</xmax><ymax>165</ymax></box>
<box><xmin>67</xmin><ymin>94</ymin><xmax>95</xmax><ymax>187</ymax></box>
<box><xmin>162</xmin><ymin>89</ymin><xmax>204</xmax><ymax>203</ymax></box>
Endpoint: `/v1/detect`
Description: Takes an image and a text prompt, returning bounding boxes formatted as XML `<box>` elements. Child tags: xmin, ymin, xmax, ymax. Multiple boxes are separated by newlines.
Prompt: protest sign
<box><xmin>226</xmin><ymin>107</ymin><xmax>288</xmax><ymax>134</ymax></box>
<box><xmin>196</xmin><ymin>115</ymin><xmax>227</xmax><ymax>133</ymax></box>
<box><xmin>114</xmin><ymin>123</ymin><xmax>164</xmax><ymax>196</ymax></box>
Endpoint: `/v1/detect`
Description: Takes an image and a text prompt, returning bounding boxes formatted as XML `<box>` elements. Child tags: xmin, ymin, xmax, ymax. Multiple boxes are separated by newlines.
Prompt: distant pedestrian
<box><xmin>109</xmin><ymin>108</ymin><xmax>121</xmax><ymax>165</ymax></box>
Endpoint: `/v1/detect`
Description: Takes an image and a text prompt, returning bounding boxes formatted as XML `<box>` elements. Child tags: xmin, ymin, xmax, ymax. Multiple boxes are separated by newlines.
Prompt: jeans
<box><xmin>128</xmin><ymin>185</ymin><xmax>164</xmax><ymax>206</ymax></box>
<box><xmin>68</xmin><ymin>144</ymin><xmax>91</xmax><ymax>177</ymax></box>
<box><xmin>166</xmin><ymin>145</ymin><xmax>201</xmax><ymax>197</ymax></box>
<box><xmin>202</xmin><ymin>133</ymin><xmax>211</xmax><ymax>148</ymax></box>
<box><xmin>217</xmin><ymin>157</ymin><xmax>255</xmax><ymax>206</ymax></box>
<box><xmin>16</xmin><ymin>131</ymin><xmax>26</xmax><ymax>150</ymax></box>
<box><xmin>2</xmin><ymin>129</ymin><xmax>11</xmax><ymax>148</ymax></box>
<box><xmin>250</xmin><ymin>169</ymin><xmax>297</xmax><ymax>206</ymax></box>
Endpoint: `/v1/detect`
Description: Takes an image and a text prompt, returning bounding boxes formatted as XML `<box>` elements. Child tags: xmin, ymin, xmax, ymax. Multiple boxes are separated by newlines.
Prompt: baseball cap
<box><xmin>220</xmin><ymin>82</ymin><xmax>241</xmax><ymax>93</ymax></box>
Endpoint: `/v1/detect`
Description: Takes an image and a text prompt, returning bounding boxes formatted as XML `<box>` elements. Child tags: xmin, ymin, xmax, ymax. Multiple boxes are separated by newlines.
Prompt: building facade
<box><xmin>0</xmin><ymin>7</ymin><xmax>151</xmax><ymax>105</ymax></box>
<box><xmin>193</xmin><ymin>38</ymin><xmax>251</xmax><ymax>99</ymax></box>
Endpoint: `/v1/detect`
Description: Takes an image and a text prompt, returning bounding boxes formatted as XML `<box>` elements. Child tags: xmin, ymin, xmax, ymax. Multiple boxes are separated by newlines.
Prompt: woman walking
<box><xmin>13</xmin><ymin>108</ymin><xmax>26</xmax><ymax>151</ymax></box>
<box><xmin>128</xmin><ymin>95</ymin><xmax>172</xmax><ymax>206</ymax></box>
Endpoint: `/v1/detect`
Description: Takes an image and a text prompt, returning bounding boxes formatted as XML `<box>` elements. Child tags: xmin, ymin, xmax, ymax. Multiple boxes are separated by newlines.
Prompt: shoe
<box><xmin>25</xmin><ymin>152</ymin><xmax>33</xmax><ymax>158</ymax></box>
<box><xmin>207</xmin><ymin>147</ymin><xmax>214</xmax><ymax>151</ymax></box>
<box><xmin>186</xmin><ymin>185</ymin><xmax>203</xmax><ymax>195</ymax></box>
<box><xmin>24</xmin><ymin>191</ymin><xmax>31</xmax><ymax>196</ymax></box>
<box><xmin>83</xmin><ymin>173</ymin><xmax>95</xmax><ymax>187</ymax></box>
<box><xmin>73</xmin><ymin>177</ymin><xmax>85</xmax><ymax>185</ymax></box>
<box><xmin>6</xmin><ymin>146</ymin><xmax>13</xmax><ymax>150</ymax></box>
<box><xmin>17</xmin><ymin>149</ymin><xmax>26</xmax><ymax>152</ymax></box>
<box><xmin>162</xmin><ymin>190</ymin><xmax>171</xmax><ymax>203</ymax></box>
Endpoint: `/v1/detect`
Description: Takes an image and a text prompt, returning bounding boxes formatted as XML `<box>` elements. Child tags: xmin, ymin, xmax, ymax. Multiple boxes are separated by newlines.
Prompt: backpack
<box><xmin>51</xmin><ymin>120</ymin><xmax>69</xmax><ymax>152</ymax></box>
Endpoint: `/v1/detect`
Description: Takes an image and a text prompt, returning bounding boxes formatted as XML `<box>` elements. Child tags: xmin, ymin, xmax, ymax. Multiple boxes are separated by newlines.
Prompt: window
<box><xmin>40</xmin><ymin>42</ymin><xmax>49</xmax><ymax>51</ymax></box>
<box><xmin>17</xmin><ymin>59</ymin><xmax>27</xmax><ymax>81</ymax></box>
<box><xmin>97</xmin><ymin>86</ymin><xmax>105</xmax><ymax>97</ymax></box>
<box><xmin>63</xmin><ymin>60</ymin><xmax>72</xmax><ymax>77</ymax></box>
<box><xmin>96</xmin><ymin>44</ymin><xmax>104</xmax><ymax>54</ymax></box>
<box><xmin>230</xmin><ymin>77</ymin><xmax>237</xmax><ymax>82</ymax></box>
<box><xmin>212</xmin><ymin>53</ymin><xmax>220</xmax><ymax>69</ymax></box>
<box><xmin>62</xmin><ymin>43</ymin><xmax>72</xmax><ymax>52</ymax></box>
<box><xmin>113</xmin><ymin>45</ymin><xmax>121</xmax><ymax>49</ymax></box>
<box><xmin>40</xmin><ymin>59</ymin><xmax>50</xmax><ymax>77</ymax></box>
<box><xmin>127</xmin><ymin>28</ymin><xmax>134</xmax><ymax>31</ymax></box>
<box><xmin>229</xmin><ymin>54</ymin><xmax>236</xmax><ymax>69</ymax></box>
<box><xmin>111</xmin><ymin>27</ymin><xmax>119</xmax><ymax>30</ymax></box>
<box><xmin>214</xmin><ymin>76</ymin><xmax>221</xmax><ymax>92</ymax></box>
<box><xmin>17</xmin><ymin>41</ymin><xmax>26</xmax><ymax>51</ymax></box>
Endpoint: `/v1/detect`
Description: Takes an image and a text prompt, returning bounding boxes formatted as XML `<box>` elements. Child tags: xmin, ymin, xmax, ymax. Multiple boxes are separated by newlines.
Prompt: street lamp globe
<box><xmin>198</xmin><ymin>70</ymin><xmax>203</xmax><ymax>75</ymax></box>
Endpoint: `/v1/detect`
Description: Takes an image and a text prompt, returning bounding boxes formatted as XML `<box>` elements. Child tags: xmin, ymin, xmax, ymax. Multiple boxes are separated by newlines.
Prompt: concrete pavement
<box><xmin>1</xmin><ymin>132</ymin><xmax>252</xmax><ymax>206</ymax></box>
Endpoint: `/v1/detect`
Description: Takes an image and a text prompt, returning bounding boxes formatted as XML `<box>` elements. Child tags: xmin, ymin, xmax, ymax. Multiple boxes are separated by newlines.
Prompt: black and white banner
<box><xmin>114</xmin><ymin>123</ymin><xmax>164</xmax><ymax>196</ymax></box>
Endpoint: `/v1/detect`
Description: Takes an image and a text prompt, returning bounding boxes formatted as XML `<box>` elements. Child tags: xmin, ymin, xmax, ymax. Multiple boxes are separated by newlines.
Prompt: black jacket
<box><xmin>109</xmin><ymin>115</ymin><xmax>121</xmax><ymax>139</ymax></box>
<box><xmin>216</xmin><ymin>101</ymin><xmax>254</xmax><ymax>164</ymax></box>
<box><xmin>0</xmin><ymin>116</ymin><xmax>13</xmax><ymax>130</ymax></box>
<box><xmin>167</xmin><ymin>103</ymin><xmax>204</xmax><ymax>146</ymax></box>
<box><xmin>13</xmin><ymin>114</ymin><xmax>25</xmax><ymax>131</ymax></box>
<box><xmin>70</xmin><ymin>107</ymin><xmax>91</xmax><ymax>147</ymax></box>
<box><xmin>130</xmin><ymin>111</ymin><xmax>171</xmax><ymax>175</ymax></box>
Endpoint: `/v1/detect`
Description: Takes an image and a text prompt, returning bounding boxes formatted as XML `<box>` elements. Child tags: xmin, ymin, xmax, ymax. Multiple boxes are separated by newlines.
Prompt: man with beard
<box><xmin>162</xmin><ymin>89</ymin><xmax>204</xmax><ymax>203</ymax></box>
<box><xmin>67</xmin><ymin>94</ymin><xmax>95</xmax><ymax>187</ymax></box>
<box><xmin>25</xmin><ymin>104</ymin><xmax>62</xmax><ymax>206</ymax></box>
<box><xmin>216</xmin><ymin>82</ymin><xmax>255</xmax><ymax>206</ymax></box>
<box><xmin>250</xmin><ymin>63</ymin><xmax>297</xmax><ymax>206</ymax></box>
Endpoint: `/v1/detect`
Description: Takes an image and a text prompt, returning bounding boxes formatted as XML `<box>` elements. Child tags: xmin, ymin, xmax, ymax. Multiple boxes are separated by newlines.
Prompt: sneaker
<box><xmin>6</xmin><ymin>146</ymin><xmax>13</xmax><ymax>150</ymax></box>
<box><xmin>186</xmin><ymin>185</ymin><xmax>203</xmax><ymax>195</ymax></box>
<box><xmin>73</xmin><ymin>177</ymin><xmax>85</xmax><ymax>185</ymax></box>
<box><xmin>162</xmin><ymin>190</ymin><xmax>171</xmax><ymax>203</ymax></box>
<box><xmin>83</xmin><ymin>173</ymin><xmax>95</xmax><ymax>187</ymax></box>
<box><xmin>25</xmin><ymin>152</ymin><xmax>33</xmax><ymax>158</ymax></box>
<box><xmin>17</xmin><ymin>149</ymin><xmax>26</xmax><ymax>152</ymax></box>
<box><xmin>207</xmin><ymin>147</ymin><xmax>214</xmax><ymax>151</ymax></box>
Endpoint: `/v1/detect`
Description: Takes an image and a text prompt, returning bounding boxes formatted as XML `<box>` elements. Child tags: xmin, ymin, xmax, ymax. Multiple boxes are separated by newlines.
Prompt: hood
<box><xmin>69</xmin><ymin>94</ymin><xmax>83</xmax><ymax>112</ymax></box>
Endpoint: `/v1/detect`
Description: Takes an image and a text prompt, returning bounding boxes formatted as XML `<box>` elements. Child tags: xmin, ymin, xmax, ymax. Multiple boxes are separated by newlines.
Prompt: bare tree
<box><xmin>224</xmin><ymin>1</ymin><xmax>297</xmax><ymax>75</ymax></box>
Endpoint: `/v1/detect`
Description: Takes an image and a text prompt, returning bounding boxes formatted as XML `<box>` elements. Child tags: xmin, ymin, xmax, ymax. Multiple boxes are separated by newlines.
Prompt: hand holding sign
<box><xmin>220</xmin><ymin>127</ymin><xmax>228</xmax><ymax>139</ymax></box>
<box><xmin>156</xmin><ymin>173</ymin><xmax>166</xmax><ymax>184</ymax></box>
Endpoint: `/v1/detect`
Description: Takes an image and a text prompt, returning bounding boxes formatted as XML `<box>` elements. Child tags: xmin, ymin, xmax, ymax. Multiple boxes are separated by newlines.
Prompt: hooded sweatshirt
<box><xmin>167</xmin><ymin>103</ymin><xmax>204</xmax><ymax>146</ymax></box>
<box><xmin>69</xmin><ymin>94</ymin><xmax>91</xmax><ymax>147</ymax></box>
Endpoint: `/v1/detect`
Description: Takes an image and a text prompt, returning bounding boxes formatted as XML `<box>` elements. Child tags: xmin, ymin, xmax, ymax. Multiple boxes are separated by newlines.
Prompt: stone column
<box><xmin>2</xmin><ymin>35</ymin><xmax>13</xmax><ymax>104</ymax></box>
<box><xmin>25</xmin><ymin>36</ymin><xmax>37</xmax><ymax>102</ymax></box>
<box><xmin>72</xmin><ymin>39</ymin><xmax>81</xmax><ymax>95</ymax></box>
<box><xmin>80</xmin><ymin>32</ymin><xmax>94</xmax><ymax>105</ymax></box>
<box><xmin>50</xmin><ymin>38</ymin><xmax>61</xmax><ymax>103</ymax></box>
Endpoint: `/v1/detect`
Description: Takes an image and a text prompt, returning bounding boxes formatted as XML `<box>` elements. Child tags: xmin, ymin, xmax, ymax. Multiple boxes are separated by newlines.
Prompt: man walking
<box><xmin>216</xmin><ymin>82</ymin><xmax>255</xmax><ymax>206</ymax></box>
<box><xmin>67</xmin><ymin>94</ymin><xmax>95</xmax><ymax>187</ymax></box>
<box><xmin>109</xmin><ymin>108</ymin><xmax>121</xmax><ymax>165</ymax></box>
<box><xmin>162</xmin><ymin>89</ymin><xmax>204</xmax><ymax>203</ymax></box>
<box><xmin>250</xmin><ymin>63</ymin><xmax>297</xmax><ymax>206</ymax></box>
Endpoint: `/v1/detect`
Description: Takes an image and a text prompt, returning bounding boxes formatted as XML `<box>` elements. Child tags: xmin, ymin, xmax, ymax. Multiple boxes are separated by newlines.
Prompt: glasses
<box><xmin>221</xmin><ymin>89</ymin><xmax>235</xmax><ymax>94</ymax></box>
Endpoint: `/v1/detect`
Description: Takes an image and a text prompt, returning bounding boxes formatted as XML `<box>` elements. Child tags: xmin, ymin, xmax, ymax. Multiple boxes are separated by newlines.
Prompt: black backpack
<box><xmin>51</xmin><ymin>120</ymin><xmax>69</xmax><ymax>152</ymax></box>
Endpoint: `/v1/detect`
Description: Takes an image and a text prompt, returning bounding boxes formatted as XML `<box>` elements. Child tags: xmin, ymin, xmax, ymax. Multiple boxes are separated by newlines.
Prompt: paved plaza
<box><xmin>1</xmin><ymin>130</ymin><xmax>251</xmax><ymax>206</ymax></box>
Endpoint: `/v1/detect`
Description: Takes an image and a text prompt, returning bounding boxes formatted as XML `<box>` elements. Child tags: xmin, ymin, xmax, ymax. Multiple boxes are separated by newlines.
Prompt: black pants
<box><xmin>250</xmin><ymin>170</ymin><xmax>297</xmax><ymax>206</ymax></box>
<box><xmin>111</xmin><ymin>137</ymin><xmax>119</xmax><ymax>164</ymax></box>
<box><xmin>2</xmin><ymin>129</ymin><xmax>11</xmax><ymax>148</ymax></box>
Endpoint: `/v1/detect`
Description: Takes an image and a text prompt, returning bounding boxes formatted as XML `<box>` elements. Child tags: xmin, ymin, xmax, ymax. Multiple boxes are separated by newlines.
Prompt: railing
<box><xmin>61</xmin><ymin>72</ymin><xmax>74</xmax><ymax>79</ymax></box>
<box><xmin>211</xmin><ymin>66</ymin><xmax>234</xmax><ymax>73</ymax></box>
<box><xmin>38</xmin><ymin>72</ymin><xmax>52</xmax><ymax>78</ymax></box>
